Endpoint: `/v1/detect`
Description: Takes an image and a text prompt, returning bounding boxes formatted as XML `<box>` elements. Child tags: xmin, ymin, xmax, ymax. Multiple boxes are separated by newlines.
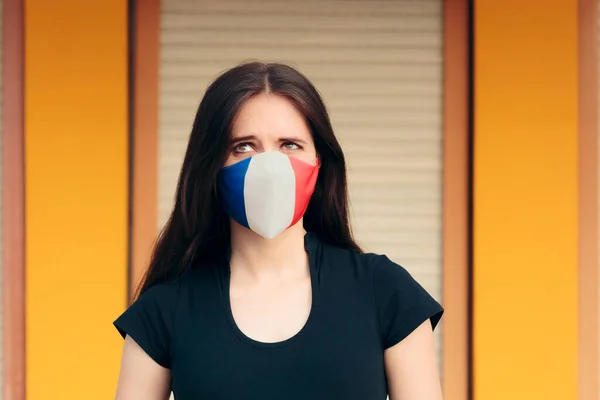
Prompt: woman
<box><xmin>114</xmin><ymin>62</ymin><xmax>444</xmax><ymax>399</ymax></box>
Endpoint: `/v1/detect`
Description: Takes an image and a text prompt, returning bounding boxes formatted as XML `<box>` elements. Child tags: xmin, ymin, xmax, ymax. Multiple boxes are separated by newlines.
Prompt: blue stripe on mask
<box><xmin>218</xmin><ymin>157</ymin><xmax>251</xmax><ymax>229</ymax></box>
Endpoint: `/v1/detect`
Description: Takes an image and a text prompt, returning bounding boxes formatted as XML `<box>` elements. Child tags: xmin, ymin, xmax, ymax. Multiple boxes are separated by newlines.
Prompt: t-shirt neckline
<box><xmin>221</xmin><ymin>232</ymin><xmax>320</xmax><ymax>349</ymax></box>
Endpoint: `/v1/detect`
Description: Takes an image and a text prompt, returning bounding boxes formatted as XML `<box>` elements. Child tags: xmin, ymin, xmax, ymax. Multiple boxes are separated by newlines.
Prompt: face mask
<box><xmin>218</xmin><ymin>151</ymin><xmax>320</xmax><ymax>239</ymax></box>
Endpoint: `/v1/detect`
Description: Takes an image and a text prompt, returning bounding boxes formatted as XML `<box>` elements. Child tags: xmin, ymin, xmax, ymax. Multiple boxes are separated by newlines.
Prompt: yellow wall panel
<box><xmin>474</xmin><ymin>0</ymin><xmax>579</xmax><ymax>399</ymax></box>
<box><xmin>25</xmin><ymin>1</ymin><xmax>128</xmax><ymax>398</ymax></box>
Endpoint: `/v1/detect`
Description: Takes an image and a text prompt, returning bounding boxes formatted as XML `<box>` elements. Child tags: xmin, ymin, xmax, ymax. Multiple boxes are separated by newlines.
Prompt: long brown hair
<box><xmin>136</xmin><ymin>62</ymin><xmax>361</xmax><ymax>297</ymax></box>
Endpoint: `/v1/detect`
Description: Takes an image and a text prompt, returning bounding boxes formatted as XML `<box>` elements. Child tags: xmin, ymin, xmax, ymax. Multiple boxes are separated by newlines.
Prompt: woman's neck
<box><xmin>229</xmin><ymin>221</ymin><xmax>309</xmax><ymax>281</ymax></box>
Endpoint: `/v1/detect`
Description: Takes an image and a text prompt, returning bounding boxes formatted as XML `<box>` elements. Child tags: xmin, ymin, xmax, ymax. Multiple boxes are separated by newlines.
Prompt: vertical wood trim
<box><xmin>442</xmin><ymin>0</ymin><xmax>470</xmax><ymax>399</ymax></box>
<box><xmin>1</xmin><ymin>0</ymin><xmax>26</xmax><ymax>398</ymax></box>
<box><xmin>130</xmin><ymin>0</ymin><xmax>160</xmax><ymax>296</ymax></box>
<box><xmin>577</xmin><ymin>0</ymin><xmax>599</xmax><ymax>397</ymax></box>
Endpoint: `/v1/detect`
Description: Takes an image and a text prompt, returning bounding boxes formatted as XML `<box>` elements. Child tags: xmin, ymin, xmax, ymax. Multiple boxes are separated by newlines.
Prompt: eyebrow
<box><xmin>230</xmin><ymin>135</ymin><xmax>308</xmax><ymax>145</ymax></box>
<box><xmin>279</xmin><ymin>136</ymin><xmax>308</xmax><ymax>145</ymax></box>
<box><xmin>230</xmin><ymin>135</ymin><xmax>257</xmax><ymax>145</ymax></box>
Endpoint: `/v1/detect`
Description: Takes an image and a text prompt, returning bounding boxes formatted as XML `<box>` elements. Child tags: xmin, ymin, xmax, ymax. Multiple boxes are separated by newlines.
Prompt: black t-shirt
<box><xmin>114</xmin><ymin>233</ymin><xmax>443</xmax><ymax>399</ymax></box>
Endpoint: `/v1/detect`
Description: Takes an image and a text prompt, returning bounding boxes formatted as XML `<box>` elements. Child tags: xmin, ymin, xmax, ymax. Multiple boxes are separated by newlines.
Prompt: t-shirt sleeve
<box><xmin>372</xmin><ymin>255</ymin><xmax>444</xmax><ymax>350</ymax></box>
<box><xmin>113</xmin><ymin>282</ymin><xmax>179</xmax><ymax>368</ymax></box>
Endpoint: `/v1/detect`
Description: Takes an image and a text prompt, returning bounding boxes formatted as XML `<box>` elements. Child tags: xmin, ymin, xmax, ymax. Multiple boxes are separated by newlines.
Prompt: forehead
<box><xmin>231</xmin><ymin>93</ymin><xmax>312</xmax><ymax>140</ymax></box>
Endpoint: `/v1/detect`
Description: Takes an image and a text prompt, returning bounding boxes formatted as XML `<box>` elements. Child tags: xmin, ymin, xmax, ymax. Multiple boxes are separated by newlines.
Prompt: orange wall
<box><xmin>25</xmin><ymin>1</ymin><xmax>128</xmax><ymax>398</ymax></box>
<box><xmin>473</xmin><ymin>0</ymin><xmax>579</xmax><ymax>398</ymax></box>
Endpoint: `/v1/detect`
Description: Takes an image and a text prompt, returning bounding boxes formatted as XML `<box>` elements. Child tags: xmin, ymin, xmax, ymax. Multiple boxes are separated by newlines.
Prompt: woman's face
<box><xmin>224</xmin><ymin>93</ymin><xmax>317</xmax><ymax>167</ymax></box>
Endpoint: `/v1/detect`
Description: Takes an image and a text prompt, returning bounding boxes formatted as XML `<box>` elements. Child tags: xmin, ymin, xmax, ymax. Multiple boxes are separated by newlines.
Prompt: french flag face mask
<box><xmin>217</xmin><ymin>151</ymin><xmax>320</xmax><ymax>239</ymax></box>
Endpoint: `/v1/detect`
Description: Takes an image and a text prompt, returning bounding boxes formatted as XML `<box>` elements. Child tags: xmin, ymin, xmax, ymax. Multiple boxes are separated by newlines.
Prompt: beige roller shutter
<box><xmin>159</xmin><ymin>0</ymin><xmax>443</xmax><ymax>359</ymax></box>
